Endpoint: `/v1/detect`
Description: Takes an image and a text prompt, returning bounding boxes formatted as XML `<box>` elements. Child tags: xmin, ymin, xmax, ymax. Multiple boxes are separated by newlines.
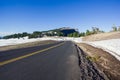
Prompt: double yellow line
<box><xmin>0</xmin><ymin>42</ymin><xmax>65</xmax><ymax>66</ymax></box>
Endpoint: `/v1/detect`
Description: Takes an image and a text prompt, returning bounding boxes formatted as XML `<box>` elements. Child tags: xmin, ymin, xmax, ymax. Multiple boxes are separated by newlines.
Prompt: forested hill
<box><xmin>3</xmin><ymin>27</ymin><xmax>79</xmax><ymax>39</ymax></box>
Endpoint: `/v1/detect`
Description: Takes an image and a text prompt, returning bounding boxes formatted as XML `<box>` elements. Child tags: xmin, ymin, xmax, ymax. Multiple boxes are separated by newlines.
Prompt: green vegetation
<box><xmin>86</xmin><ymin>55</ymin><xmax>101</xmax><ymax>62</ymax></box>
<box><xmin>67</xmin><ymin>32</ymin><xmax>79</xmax><ymax>37</ymax></box>
<box><xmin>3</xmin><ymin>32</ymin><xmax>30</xmax><ymax>39</ymax></box>
<box><xmin>86</xmin><ymin>30</ymin><xmax>92</xmax><ymax>35</ymax></box>
<box><xmin>29</xmin><ymin>31</ymin><xmax>42</xmax><ymax>38</ymax></box>
<box><xmin>67</xmin><ymin>32</ymin><xmax>86</xmax><ymax>37</ymax></box>
<box><xmin>3</xmin><ymin>28</ymin><xmax>78</xmax><ymax>39</ymax></box>
<box><xmin>85</xmin><ymin>27</ymin><xmax>104</xmax><ymax>36</ymax></box>
<box><xmin>111</xmin><ymin>24</ymin><xmax>120</xmax><ymax>32</ymax></box>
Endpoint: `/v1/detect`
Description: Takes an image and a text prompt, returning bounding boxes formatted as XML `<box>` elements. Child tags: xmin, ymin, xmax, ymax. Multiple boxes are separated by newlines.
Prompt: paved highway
<box><xmin>0</xmin><ymin>41</ymin><xmax>107</xmax><ymax>80</ymax></box>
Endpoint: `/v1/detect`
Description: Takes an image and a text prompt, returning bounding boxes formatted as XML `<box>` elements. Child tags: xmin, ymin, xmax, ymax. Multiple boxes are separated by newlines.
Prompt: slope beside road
<box><xmin>0</xmin><ymin>41</ymin><xmax>108</xmax><ymax>80</ymax></box>
<box><xmin>82</xmin><ymin>31</ymin><xmax>120</xmax><ymax>41</ymax></box>
<box><xmin>79</xmin><ymin>31</ymin><xmax>120</xmax><ymax>80</ymax></box>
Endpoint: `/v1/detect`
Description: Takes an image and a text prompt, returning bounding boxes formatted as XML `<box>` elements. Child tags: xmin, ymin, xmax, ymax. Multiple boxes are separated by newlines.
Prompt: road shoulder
<box><xmin>77</xmin><ymin>43</ymin><xmax>120</xmax><ymax>80</ymax></box>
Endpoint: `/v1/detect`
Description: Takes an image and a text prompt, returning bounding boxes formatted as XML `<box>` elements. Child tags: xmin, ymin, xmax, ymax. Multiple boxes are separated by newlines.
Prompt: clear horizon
<box><xmin>0</xmin><ymin>0</ymin><xmax>120</xmax><ymax>36</ymax></box>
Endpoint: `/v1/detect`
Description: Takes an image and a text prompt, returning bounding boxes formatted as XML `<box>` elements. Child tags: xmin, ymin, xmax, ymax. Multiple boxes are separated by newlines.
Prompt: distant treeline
<box><xmin>68</xmin><ymin>27</ymin><xmax>104</xmax><ymax>37</ymax></box>
<box><xmin>2</xmin><ymin>25</ymin><xmax>120</xmax><ymax>39</ymax></box>
<box><xmin>2</xmin><ymin>27</ymin><xmax>106</xmax><ymax>39</ymax></box>
<box><xmin>3</xmin><ymin>31</ymin><xmax>67</xmax><ymax>39</ymax></box>
<box><xmin>3</xmin><ymin>31</ymin><xmax>42</xmax><ymax>39</ymax></box>
<box><xmin>3</xmin><ymin>28</ymin><xmax>78</xmax><ymax>39</ymax></box>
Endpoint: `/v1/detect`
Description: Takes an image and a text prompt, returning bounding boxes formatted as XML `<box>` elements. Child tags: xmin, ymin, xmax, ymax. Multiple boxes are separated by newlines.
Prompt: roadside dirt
<box><xmin>0</xmin><ymin>40</ymin><xmax>56</xmax><ymax>52</ymax></box>
<box><xmin>77</xmin><ymin>43</ymin><xmax>120</xmax><ymax>80</ymax></box>
<box><xmin>75</xmin><ymin>45</ymin><xmax>109</xmax><ymax>80</ymax></box>
<box><xmin>83</xmin><ymin>31</ymin><xmax>120</xmax><ymax>41</ymax></box>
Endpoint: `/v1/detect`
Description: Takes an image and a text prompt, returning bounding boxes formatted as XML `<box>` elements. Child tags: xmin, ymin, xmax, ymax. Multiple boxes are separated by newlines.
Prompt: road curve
<box><xmin>0</xmin><ymin>41</ymin><xmax>108</xmax><ymax>80</ymax></box>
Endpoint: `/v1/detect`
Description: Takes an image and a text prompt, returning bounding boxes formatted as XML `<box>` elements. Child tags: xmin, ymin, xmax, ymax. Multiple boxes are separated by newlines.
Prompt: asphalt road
<box><xmin>0</xmin><ymin>41</ymin><xmax>63</xmax><ymax>62</ymax></box>
<box><xmin>0</xmin><ymin>41</ymin><xmax>108</xmax><ymax>80</ymax></box>
<box><xmin>0</xmin><ymin>41</ymin><xmax>81</xmax><ymax>80</ymax></box>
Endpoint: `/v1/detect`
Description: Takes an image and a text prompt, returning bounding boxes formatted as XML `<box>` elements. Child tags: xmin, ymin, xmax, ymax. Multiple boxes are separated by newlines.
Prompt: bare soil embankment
<box><xmin>77</xmin><ymin>43</ymin><xmax>120</xmax><ymax>80</ymax></box>
<box><xmin>75</xmin><ymin>45</ymin><xmax>109</xmax><ymax>80</ymax></box>
<box><xmin>77</xmin><ymin>32</ymin><xmax>120</xmax><ymax>80</ymax></box>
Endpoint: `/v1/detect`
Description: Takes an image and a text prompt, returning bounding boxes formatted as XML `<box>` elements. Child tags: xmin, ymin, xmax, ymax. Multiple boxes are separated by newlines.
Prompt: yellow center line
<box><xmin>0</xmin><ymin>42</ymin><xmax>65</xmax><ymax>66</ymax></box>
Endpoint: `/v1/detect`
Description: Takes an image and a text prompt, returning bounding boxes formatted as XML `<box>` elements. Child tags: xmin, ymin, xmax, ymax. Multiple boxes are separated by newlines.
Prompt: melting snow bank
<box><xmin>0</xmin><ymin>37</ymin><xmax>82</xmax><ymax>47</ymax></box>
<box><xmin>0</xmin><ymin>38</ymin><xmax>41</xmax><ymax>47</ymax></box>
<box><xmin>86</xmin><ymin>39</ymin><xmax>120</xmax><ymax>61</ymax></box>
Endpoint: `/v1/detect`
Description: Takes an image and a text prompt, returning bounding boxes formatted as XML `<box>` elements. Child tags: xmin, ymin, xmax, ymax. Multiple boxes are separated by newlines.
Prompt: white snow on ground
<box><xmin>62</xmin><ymin>37</ymin><xmax>82</xmax><ymax>43</ymax></box>
<box><xmin>86</xmin><ymin>39</ymin><xmax>120</xmax><ymax>61</ymax></box>
<box><xmin>0</xmin><ymin>37</ymin><xmax>82</xmax><ymax>47</ymax></box>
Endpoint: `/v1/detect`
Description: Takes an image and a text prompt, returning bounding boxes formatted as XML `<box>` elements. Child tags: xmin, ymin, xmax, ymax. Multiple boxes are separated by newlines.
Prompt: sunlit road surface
<box><xmin>0</xmin><ymin>41</ymin><xmax>79</xmax><ymax>80</ymax></box>
<box><xmin>0</xmin><ymin>41</ymin><xmax>107</xmax><ymax>80</ymax></box>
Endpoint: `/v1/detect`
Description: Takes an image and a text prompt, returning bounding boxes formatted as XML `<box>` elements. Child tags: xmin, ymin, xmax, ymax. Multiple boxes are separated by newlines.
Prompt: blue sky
<box><xmin>0</xmin><ymin>0</ymin><xmax>120</xmax><ymax>36</ymax></box>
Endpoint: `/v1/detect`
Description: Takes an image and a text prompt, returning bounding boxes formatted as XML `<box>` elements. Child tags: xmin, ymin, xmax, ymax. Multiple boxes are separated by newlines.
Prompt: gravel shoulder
<box><xmin>0</xmin><ymin>40</ymin><xmax>56</xmax><ymax>52</ymax></box>
<box><xmin>77</xmin><ymin>43</ymin><xmax>120</xmax><ymax>80</ymax></box>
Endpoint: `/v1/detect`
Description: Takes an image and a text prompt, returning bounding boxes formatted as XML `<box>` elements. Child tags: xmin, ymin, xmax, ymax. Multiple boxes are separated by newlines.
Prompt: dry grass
<box><xmin>83</xmin><ymin>31</ymin><xmax>120</xmax><ymax>41</ymax></box>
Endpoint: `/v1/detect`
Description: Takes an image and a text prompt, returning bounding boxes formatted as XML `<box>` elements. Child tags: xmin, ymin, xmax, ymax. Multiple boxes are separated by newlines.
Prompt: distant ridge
<box><xmin>3</xmin><ymin>27</ymin><xmax>79</xmax><ymax>39</ymax></box>
<box><xmin>41</xmin><ymin>27</ymin><xmax>78</xmax><ymax>36</ymax></box>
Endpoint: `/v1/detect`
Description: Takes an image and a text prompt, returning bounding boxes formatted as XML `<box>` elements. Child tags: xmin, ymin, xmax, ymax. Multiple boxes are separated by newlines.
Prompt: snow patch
<box><xmin>0</xmin><ymin>37</ymin><xmax>82</xmax><ymax>47</ymax></box>
<box><xmin>86</xmin><ymin>39</ymin><xmax>120</xmax><ymax>61</ymax></box>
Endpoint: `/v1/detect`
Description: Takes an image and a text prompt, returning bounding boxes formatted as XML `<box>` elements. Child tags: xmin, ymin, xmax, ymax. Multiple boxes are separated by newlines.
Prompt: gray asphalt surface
<box><xmin>0</xmin><ymin>41</ymin><xmax>62</xmax><ymax>62</ymax></box>
<box><xmin>0</xmin><ymin>41</ymin><xmax>80</xmax><ymax>80</ymax></box>
<box><xmin>0</xmin><ymin>41</ymin><xmax>108</xmax><ymax>80</ymax></box>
